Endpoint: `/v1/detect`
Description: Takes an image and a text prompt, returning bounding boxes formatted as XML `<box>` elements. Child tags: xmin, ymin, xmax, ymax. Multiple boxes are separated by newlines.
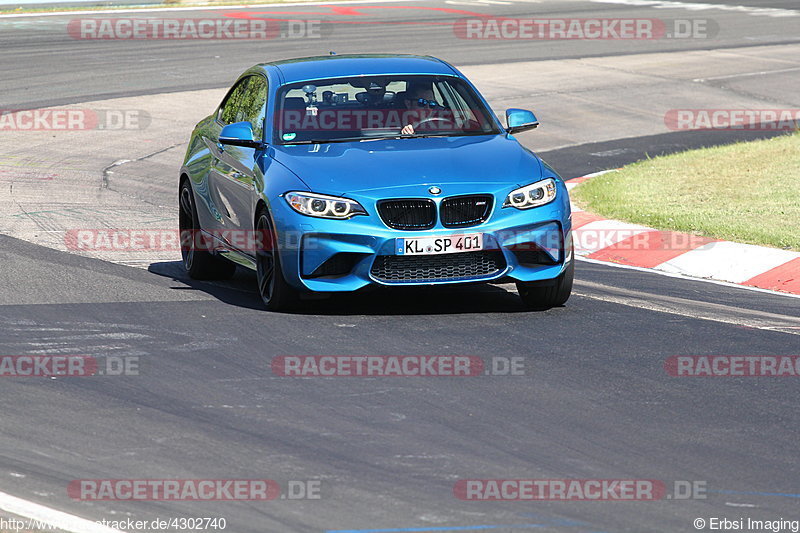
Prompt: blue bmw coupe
<box><xmin>179</xmin><ymin>54</ymin><xmax>573</xmax><ymax>310</ymax></box>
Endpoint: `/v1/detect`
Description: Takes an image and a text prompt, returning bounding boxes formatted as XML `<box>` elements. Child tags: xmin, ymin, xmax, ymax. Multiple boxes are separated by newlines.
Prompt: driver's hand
<box><xmin>401</xmin><ymin>124</ymin><xmax>415</xmax><ymax>135</ymax></box>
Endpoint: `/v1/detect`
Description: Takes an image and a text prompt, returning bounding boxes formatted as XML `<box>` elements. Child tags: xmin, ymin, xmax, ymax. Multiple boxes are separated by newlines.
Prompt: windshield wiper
<box><xmin>286</xmin><ymin>137</ymin><xmax>369</xmax><ymax>145</ymax></box>
<box><xmin>362</xmin><ymin>133</ymin><xmax>476</xmax><ymax>141</ymax></box>
<box><xmin>399</xmin><ymin>131</ymin><xmax>494</xmax><ymax>139</ymax></box>
<box><xmin>284</xmin><ymin>131</ymin><xmax>494</xmax><ymax>145</ymax></box>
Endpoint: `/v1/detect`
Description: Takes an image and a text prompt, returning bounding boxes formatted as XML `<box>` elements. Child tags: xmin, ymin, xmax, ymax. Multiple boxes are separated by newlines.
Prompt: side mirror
<box><xmin>219</xmin><ymin>121</ymin><xmax>263</xmax><ymax>149</ymax></box>
<box><xmin>505</xmin><ymin>108</ymin><xmax>539</xmax><ymax>134</ymax></box>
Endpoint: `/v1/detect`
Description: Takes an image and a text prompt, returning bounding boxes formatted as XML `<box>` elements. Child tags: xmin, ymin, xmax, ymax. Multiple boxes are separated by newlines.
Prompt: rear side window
<box><xmin>219</xmin><ymin>77</ymin><xmax>251</xmax><ymax>125</ymax></box>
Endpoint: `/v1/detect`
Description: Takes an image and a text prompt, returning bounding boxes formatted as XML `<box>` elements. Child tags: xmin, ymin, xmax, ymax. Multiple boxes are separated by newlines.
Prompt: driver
<box><xmin>401</xmin><ymin>82</ymin><xmax>440</xmax><ymax>135</ymax></box>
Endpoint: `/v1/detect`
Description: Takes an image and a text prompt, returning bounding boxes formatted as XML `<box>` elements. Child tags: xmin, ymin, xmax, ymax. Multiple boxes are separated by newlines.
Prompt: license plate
<box><xmin>396</xmin><ymin>233</ymin><xmax>484</xmax><ymax>256</ymax></box>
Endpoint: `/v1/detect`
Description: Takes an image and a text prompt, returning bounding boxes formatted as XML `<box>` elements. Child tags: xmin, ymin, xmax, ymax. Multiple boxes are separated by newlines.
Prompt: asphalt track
<box><xmin>1</xmin><ymin>0</ymin><xmax>799</xmax><ymax>532</ymax></box>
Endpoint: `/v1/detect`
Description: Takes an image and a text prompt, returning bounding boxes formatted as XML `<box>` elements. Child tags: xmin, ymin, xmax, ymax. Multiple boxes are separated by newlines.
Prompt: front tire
<box><xmin>179</xmin><ymin>179</ymin><xmax>236</xmax><ymax>280</ymax></box>
<box><xmin>255</xmin><ymin>208</ymin><xmax>299</xmax><ymax>311</ymax></box>
<box><xmin>516</xmin><ymin>259</ymin><xmax>574</xmax><ymax>310</ymax></box>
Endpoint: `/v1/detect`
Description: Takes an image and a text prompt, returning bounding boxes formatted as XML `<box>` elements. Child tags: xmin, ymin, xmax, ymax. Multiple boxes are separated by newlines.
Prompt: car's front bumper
<box><xmin>270</xmin><ymin>189</ymin><xmax>572</xmax><ymax>293</ymax></box>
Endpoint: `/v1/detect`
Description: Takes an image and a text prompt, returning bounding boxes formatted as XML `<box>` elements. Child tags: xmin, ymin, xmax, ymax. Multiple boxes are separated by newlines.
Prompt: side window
<box><xmin>239</xmin><ymin>76</ymin><xmax>268</xmax><ymax>141</ymax></box>
<box><xmin>219</xmin><ymin>77</ymin><xmax>251</xmax><ymax>125</ymax></box>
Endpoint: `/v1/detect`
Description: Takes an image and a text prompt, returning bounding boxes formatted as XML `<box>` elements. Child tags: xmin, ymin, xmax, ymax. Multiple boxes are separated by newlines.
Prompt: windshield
<box><xmin>273</xmin><ymin>75</ymin><xmax>501</xmax><ymax>144</ymax></box>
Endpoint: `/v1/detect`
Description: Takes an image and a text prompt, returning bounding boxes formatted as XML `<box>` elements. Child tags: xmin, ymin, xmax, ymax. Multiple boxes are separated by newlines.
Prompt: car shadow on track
<box><xmin>148</xmin><ymin>261</ymin><xmax>538</xmax><ymax>315</ymax></box>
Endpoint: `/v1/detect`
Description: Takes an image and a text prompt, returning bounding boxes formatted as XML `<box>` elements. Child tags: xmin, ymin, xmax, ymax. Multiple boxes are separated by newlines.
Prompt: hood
<box><xmin>268</xmin><ymin>135</ymin><xmax>543</xmax><ymax>199</ymax></box>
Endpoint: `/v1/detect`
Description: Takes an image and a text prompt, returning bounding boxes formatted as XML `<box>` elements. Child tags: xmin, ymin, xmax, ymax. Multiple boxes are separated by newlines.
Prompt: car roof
<box><xmin>258</xmin><ymin>54</ymin><xmax>459</xmax><ymax>85</ymax></box>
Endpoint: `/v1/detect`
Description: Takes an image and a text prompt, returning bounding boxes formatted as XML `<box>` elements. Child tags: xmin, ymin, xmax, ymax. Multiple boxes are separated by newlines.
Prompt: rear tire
<box><xmin>255</xmin><ymin>207</ymin><xmax>300</xmax><ymax>311</ymax></box>
<box><xmin>516</xmin><ymin>259</ymin><xmax>574</xmax><ymax>310</ymax></box>
<box><xmin>179</xmin><ymin>179</ymin><xmax>236</xmax><ymax>280</ymax></box>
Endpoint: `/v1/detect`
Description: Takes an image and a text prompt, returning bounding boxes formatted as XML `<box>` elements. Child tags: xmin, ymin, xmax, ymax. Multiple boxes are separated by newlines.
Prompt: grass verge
<box><xmin>571</xmin><ymin>132</ymin><xmax>800</xmax><ymax>251</ymax></box>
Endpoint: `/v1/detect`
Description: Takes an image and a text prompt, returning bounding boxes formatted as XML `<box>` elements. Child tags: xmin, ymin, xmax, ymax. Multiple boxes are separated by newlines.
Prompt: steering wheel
<box><xmin>413</xmin><ymin>116</ymin><xmax>456</xmax><ymax>131</ymax></box>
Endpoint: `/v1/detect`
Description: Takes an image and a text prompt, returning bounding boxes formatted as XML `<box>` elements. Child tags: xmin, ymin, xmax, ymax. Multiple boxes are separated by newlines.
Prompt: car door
<box><xmin>205</xmin><ymin>75</ymin><xmax>253</xmax><ymax>236</ymax></box>
<box><xmin>211</xmin><ymin>75</ymin><xmax>268</xmax><ymax>249</ymax></box>
<box><xmin>191</xmin><ymin>78</ymin><xmax>247</xmax><ymax>233</ymax></box>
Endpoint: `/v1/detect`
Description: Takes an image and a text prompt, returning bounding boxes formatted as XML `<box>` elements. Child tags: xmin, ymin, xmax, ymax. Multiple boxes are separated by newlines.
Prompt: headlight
<box><xmin>284</xmin><ymin>192</ymin><xmax>367</xmax><ymax>219</ymax></box>
<box><xmin>503</xmin><ymin>178</ymin><xmax>557</xmax><ymax>209</ymax></box>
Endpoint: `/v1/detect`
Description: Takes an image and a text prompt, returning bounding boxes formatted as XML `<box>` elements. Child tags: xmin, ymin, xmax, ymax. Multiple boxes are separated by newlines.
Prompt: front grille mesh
<box><xmin>440</xmin><ymin>195</ymin><xmax>493</xmax><ymax>228</ymax></box>
<box><xmin>371</xmin><ymin>251</ymin><xmax>505</xmax><ymax>283</ymax></box>
<box><xmin>378</xmin><ymin>199</ymin><xmax>436</xmax><ymax>230</ymax></box>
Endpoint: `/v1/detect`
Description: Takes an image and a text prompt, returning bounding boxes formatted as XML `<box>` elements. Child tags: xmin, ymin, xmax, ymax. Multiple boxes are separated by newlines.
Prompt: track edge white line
<box><xmin>0</xmin><ymin>490</ymin><xmax>123</xmax><ymax>533</ymax></box>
